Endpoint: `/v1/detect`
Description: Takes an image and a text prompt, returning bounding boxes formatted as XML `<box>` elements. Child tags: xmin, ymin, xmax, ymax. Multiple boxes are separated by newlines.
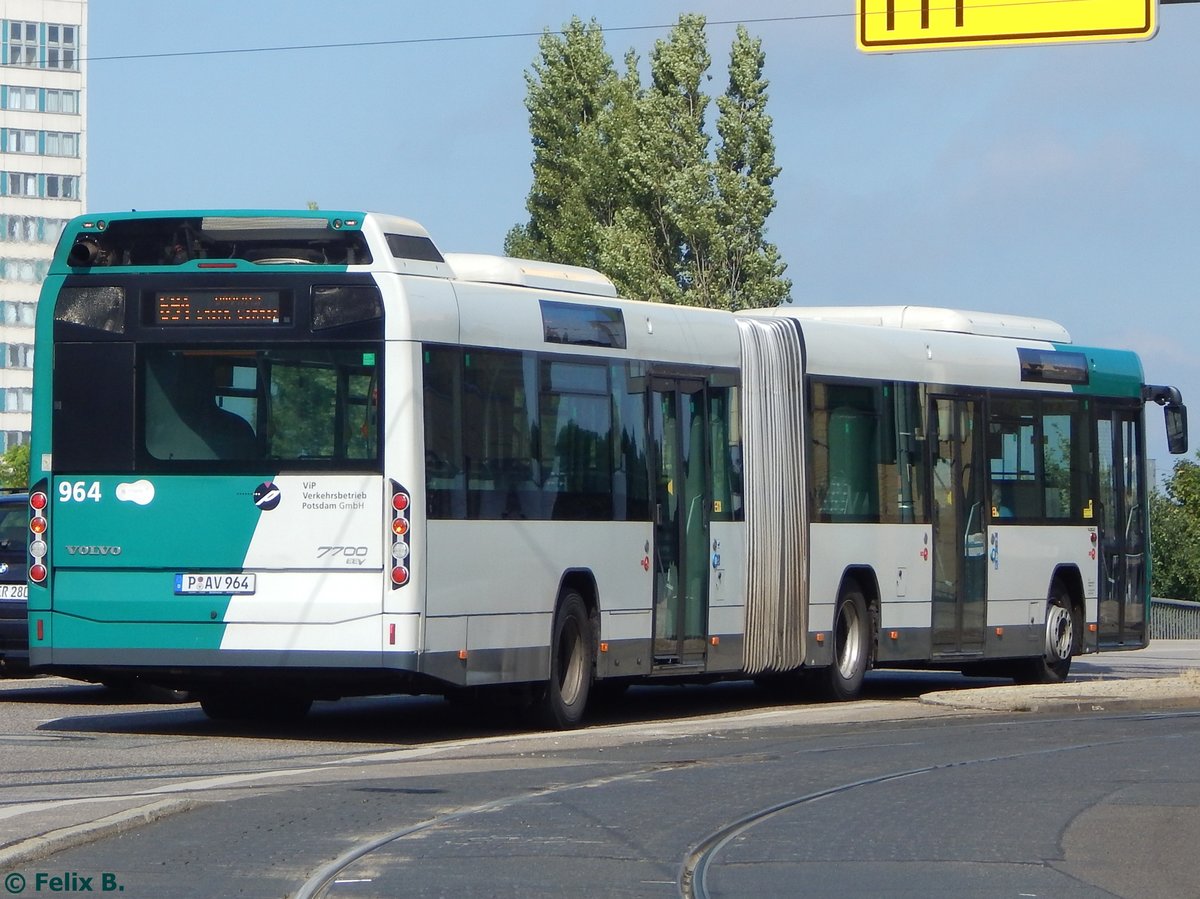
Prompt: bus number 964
<box><xmin>59</xmin><ymin>481</ymin><xmax>102</xmax><ymax>503</ymax></box>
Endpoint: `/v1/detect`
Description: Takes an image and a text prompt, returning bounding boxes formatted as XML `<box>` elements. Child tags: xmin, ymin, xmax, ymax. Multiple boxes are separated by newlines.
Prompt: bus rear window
<box><xmin>140</xmin><ymin>346</ymin><xmax>380</xmax><ymax>468</ymax></box>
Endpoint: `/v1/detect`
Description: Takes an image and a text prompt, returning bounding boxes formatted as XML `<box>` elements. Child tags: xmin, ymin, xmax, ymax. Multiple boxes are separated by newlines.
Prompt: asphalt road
<box><xmin>2</xmin><ymin>646</ymin><xmax>1199</xmax><ymax>898</ymax></box>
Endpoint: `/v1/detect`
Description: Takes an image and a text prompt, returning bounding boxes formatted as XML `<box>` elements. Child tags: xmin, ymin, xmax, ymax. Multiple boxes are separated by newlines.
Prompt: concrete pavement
<box><xmin>922</xmin><ymin>640</ymin><xmax>1200</xmax><ymax>712</ymax></box>
<box><xmin>3</xmin><ymin>642</ymin><xmax>1200</xmax><ymax>869</ymax></box>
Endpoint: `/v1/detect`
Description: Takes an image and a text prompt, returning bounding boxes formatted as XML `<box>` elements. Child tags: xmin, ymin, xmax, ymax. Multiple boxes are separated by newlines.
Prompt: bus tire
<box><xmin>821</xmin><ymin>581</ymin><xmax>871</xmax><ymax>701</ymax></box>
<box><xmin>199</xmin><ymin>690</ymin><xmax>313</xmax><ymax>723</ymax></box>
<box><xmin>533</xmin><ymin>590</ymin><xmax>593</xmax><ymax>730</ymax></box>
<box><xmin>1012</xmin><ymin>579</ymin><xmax>1078</xmax><ymax>685</ymax></box>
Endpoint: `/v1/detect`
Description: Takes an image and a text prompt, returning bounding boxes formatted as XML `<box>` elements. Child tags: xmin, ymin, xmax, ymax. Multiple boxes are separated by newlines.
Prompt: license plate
<box><xmin>174</xmin><ymin>573</ymin><xmax>256</xmax><ymax>595</ymax></box>
<box><xmin>0</xmin><ymin>584</ymin><xmax>27</xmax><ymax>599</ymax></box>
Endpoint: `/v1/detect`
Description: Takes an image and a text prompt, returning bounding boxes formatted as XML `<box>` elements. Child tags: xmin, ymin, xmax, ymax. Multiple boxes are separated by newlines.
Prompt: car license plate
<box><xmin>174</xmin><ymin>573</ymin><xmax>256</xmax><ymax>595</ymax></box>
<box><xmin>0</xmin><ymin>584</ymin><xmax>27</xmax><ymax>599</ymax></box>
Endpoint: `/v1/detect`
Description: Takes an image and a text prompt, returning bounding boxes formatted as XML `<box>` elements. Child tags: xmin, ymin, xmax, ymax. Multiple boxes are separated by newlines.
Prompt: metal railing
<box><xmin>1151</xmin><ymin>597</ymin><xmax>1200</xmax><ymax>640</ymax></box>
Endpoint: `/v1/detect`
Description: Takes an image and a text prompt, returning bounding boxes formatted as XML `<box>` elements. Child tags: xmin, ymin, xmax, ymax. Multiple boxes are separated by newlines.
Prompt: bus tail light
<box><xmin>390</xmin><ymin>480</ymin><xmax>411</xmax><ymax>590</ymax></box>
<box><xmin>29</xmin><ymin>481</ymin><xmax>49</xmax><ymax>585</ymax></box>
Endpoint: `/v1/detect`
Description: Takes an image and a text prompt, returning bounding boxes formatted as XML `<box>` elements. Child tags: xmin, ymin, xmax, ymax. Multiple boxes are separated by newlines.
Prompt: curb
<box><xmin>920</xmin><ymin>675</ymin><xmax>1200</xmax><ymax>713</ymax></box>
<box><xmin>0</xmin><ymin>797</ymin><xmax>197</xmax><ymax>869</ymax></box>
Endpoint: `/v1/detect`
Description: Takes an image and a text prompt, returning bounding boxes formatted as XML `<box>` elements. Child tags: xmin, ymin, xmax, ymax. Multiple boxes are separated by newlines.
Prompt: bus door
<box><xmin>649</xmin><ymin>377</ymin><xmax>710</xmax><ymax>667</ymax></box>
<box><xmin>1096</xmin><ymin>406</ymin><xmax>1147</xmax><ymax>648</ymax></box>
<box><xmin>930</xmin><ymin>395</ymin><xmax>987</xmax><ymax>655</ymax></box>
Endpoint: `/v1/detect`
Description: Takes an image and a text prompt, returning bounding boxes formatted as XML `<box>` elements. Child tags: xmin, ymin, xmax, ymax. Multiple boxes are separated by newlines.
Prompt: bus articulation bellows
<box><xmin>28</xmin><ymin>210</ymin><xmax>1188</xmax><ymax>726</ymax></box>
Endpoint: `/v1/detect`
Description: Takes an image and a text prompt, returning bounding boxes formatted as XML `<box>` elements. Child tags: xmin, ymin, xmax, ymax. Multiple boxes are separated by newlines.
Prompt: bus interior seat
<box><xmin>823</xmin><ymin>477</ymin><xmax>870</xmax><ymax>518</ymax></box>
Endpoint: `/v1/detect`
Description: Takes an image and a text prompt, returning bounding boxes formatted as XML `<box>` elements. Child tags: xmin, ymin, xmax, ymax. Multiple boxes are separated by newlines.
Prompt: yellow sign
<box><xmin>857</xmin><ymin>0</ymin><xmax>1157</xmax><ymax>52</ymax></box>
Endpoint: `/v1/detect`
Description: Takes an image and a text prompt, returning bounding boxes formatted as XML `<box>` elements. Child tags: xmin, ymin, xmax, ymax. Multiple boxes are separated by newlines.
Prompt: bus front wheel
<box><xmin>1012</xmin><ymin>580</ymin><xmax>1078</xmax><ymax>685</ymax></box>
<box><xmin>532</xmin><ymin>590</ymin><xmax>594</xmax><ymax>729</ymax></box>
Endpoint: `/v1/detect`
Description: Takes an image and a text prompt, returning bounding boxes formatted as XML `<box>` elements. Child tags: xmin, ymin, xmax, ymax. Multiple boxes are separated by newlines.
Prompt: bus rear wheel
<box><xmin>532</xmin><ymin>590</ymin><xmax>593</xmax><ymax>730</ymax></box>
<box><xmin>820</xmin><ymin>581</ymin><xmax>871</xmax><ymax>701</ymax></box>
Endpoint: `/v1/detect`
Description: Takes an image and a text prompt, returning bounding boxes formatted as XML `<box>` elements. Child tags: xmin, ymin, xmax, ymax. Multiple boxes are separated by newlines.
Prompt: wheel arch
<box><xmin>556</xmin><ymin>568</ymin><xmax>599</xmax><ymax>618</ymax></box>
<box><xmin>555</xmin><ymin>568</ymin><xmax>600</xmax><ymax>666</ymax></box>
<box><xmin>1050</xmin><ymin>565</ymin><xmax>1085</xmax><ymax>616</ymax></box>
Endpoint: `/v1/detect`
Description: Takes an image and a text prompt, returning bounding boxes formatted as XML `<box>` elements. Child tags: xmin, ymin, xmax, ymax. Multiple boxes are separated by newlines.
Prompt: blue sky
<box><xmin>86</xmin><ymin>1</ymin><xmax>1199</xmax><ymax>471</ymax></box>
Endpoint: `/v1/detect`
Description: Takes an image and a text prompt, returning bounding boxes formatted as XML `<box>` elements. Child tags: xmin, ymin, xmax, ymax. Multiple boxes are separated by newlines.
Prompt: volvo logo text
<box><xmin>65</xmin><ymin>545</ymin><xmax>123</xmax><ymax>556</ymax></box>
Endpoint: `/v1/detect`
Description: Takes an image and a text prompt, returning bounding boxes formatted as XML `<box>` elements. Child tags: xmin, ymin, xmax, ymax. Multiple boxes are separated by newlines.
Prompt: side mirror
<box><xmin>1166</xmin><ymin>404</ymin><xmax>1188</xmax><ymax>455</ymax></box>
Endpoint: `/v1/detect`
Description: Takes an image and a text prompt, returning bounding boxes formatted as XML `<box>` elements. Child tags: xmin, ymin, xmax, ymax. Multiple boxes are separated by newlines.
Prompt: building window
<box><xmin>45</xmin><ymin>89</ymin><xmax>79</xmax><ymax>115</ymax></box>
<box><xmin>44</xmin><ymin>132</ymin><xmax>79</xmax><ymax>158</ymax></box>
<box><xmin>45</xmin><ymin>174</ymin><xmax>79</xmax><ymax>199</ymax></box>
<box><xmin>4</xmin><ymin>388</ymin><xmax>33</xmax><ymax>413</ymax></box>
<box><xmin>2</xmin><ymin>86</ymin><xmax>39</xmax><ymax>111</ymax></box>
<box><xmin>0</xmin><ymin>258</ymin><xmax>48</xmax><ymax>282</ymax></box>
<box><xmin>42</xmin><ymin>218</ymin><xmax>67</xmax><ymax>243</ymax></box>
<box><xmin>3</xmin><ymin>173</ymin><xmax>37</xmax><ymax>197</ymax></box>
<box><xmin>4</xmin><ymin>130</ymin><xmax>38</xmax><ymax>154</ymax></box>
<box><xmin>2</xmin><ymin>431</ymin><xmax>30</xmax><ymax>451</ymax></box>
<box><xmin>1</xmin><ymin>216</ymin><xmax>64</xmax><ymax>244</ymax></box>
<box><xmin>0</xmin><ymin>302</ymin><xmax>36</xmax><ymax>326</ymax></box>
<box><xmin>3</xmin><ymin>345</ymin><xmax>33</xmax><ymax>368</ymax></box>
<box><xmin>46</xmin><ymin>24</ymin><xmax>78</xmax><ymax>71</ymax></box>
<box><xmin>2</xmin><ymin>216</ymin><xmax>36</xmax><ymax>243</ymax></box>
<box><xmin>7</xmin><ymin>22</ymin><xmax>39</xmax><ymax>67</ymax></box>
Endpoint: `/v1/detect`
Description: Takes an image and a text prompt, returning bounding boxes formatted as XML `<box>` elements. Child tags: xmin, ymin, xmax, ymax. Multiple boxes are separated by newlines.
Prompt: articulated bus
<box><xmin>27</xmin><ymin>210</ymin><xmax>1188</xmax><ymax>726</ymax></box>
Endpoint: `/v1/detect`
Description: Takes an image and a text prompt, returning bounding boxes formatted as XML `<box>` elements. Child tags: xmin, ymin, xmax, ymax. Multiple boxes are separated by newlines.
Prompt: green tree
<box><xmin>504</xmin><ymin>17</ymin><xmax>630</xmax><ymax>271</ymax></box>
<box><xmin>1151</xmin><ymin>451</ymin><xmax>1200</xmax><ymax>601</ymax></box>
<box><xmin>510</xmin><ymin>14</ymin><xmax>789</xmax><ymax>309</ymax></box>
<box><xmin>712</xmin><ymin>26</ymin><xmax>790</xmax><ymax>310</ymax></box>
<box><xmin>0</xmin><ymin>444</ymin><xmax>29</xmax><ymax>488</ymax></box>
<box><xmin>620</xmin><ymin>13</ymin><xmax>715</xmax><ymax>306</ymax></box>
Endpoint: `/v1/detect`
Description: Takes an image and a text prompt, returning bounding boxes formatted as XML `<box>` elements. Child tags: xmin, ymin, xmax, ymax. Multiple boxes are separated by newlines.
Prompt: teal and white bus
<box><xmin>27</xmin><ymin>210</ymin><xmax>1188</xmax><ymax>726</ymax></box>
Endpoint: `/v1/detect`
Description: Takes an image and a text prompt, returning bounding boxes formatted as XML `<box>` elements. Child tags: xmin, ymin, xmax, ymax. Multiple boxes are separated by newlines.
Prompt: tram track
<box><xmin>292</xmin><ymin>761</ymin><xmax>699</xmax><ymax>899</ymax></box>
<box><xmin>679</xmin><ymin>711</ymin><xmax>1200</xmax><ymax>899</ymax></box>
<box><xmin>289</xmin><ymin>710</ymin><xmax>1200</xmax><ymax>899</ymax></box>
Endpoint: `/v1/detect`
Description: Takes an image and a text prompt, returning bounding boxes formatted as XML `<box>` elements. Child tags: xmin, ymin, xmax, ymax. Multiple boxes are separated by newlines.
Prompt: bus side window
<box><xmin>423</xmin><ymin>346</ymin><xmax>466</xmax><ymax>519</ymax></box>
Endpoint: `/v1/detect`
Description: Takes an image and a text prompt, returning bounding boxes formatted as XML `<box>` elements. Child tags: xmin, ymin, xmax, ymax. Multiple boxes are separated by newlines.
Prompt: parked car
<box><xmin>0</xmin><ymin>490</ymin><xmax>28</xmax><ymax>674</ymax></box>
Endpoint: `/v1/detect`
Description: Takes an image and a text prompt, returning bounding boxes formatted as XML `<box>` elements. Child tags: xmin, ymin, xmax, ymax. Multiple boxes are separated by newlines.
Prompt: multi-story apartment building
<box><xmin>0</xmin><ymin>0</ymin><xmax>86</xmax><ymax>451</ymax></box>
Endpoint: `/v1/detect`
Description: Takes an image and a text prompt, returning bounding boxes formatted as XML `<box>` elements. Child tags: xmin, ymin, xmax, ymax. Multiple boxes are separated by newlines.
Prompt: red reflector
<box><xmin>29</xmin><ymin>516</ymin><xmax>47</xmax><ymax>535</ymax></box>
<box><xmin>30</xmin><ymin>492</ymin><xmax>48</xmax><ymax>511</ymax></box>
<box><xmin>198</xmin><ymin>262</ymin><xmax>238</xmax><ymax>268</ymax></box>
<box><xmin>36</xmin><ymin>619</ymin><xmax>44</xmax><ymax>641</ymax></box>
<box><xmin>30</xmin><ymin>563</ymin><xmax>47</xmax><ymax>583</ymax></box>
<box><xmin>389</xmin><ymin>623</ymin><xmax>396</xmax><ymax>645</ymax></box>
<box><xmin>391</xmin><ymin>565</ymin><xmax>409</xmax><ymax>586</ymax></box>
<box><xmin>392</xmin><ymin>492</ymin><xmax>410</xmax><ymax>512</ymax></box>
<box><xmin>392</xmin><ymin>518</ymin><xmax>409</xmax><ymax>537</ymax></box>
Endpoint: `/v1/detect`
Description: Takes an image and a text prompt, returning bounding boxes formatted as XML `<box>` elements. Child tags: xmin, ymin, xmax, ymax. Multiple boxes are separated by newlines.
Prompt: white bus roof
<box><xmin>444</xmin><ymin>253</ymin><xmax>618</xmax><ymax>298</ymax></box>
<box><xmin>757</xmin><ymin>304</ymin><xmax>1072</xmax><ymax>344</ymax></box>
